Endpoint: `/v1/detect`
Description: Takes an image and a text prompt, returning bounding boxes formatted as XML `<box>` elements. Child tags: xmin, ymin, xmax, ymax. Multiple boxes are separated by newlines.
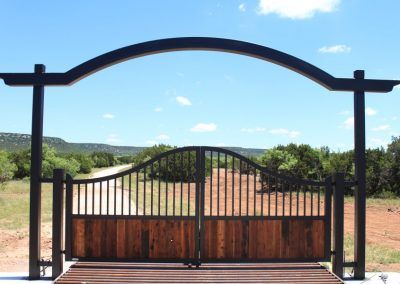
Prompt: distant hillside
<box><xmin>0</xmin><ymin>133</ymin><xmax>145</xmax><ymax>156</ymax></box>
<box><xmin>0</xmin><ymin>133</ymin><xmax>266</xmax><ymax>157</ymax></box>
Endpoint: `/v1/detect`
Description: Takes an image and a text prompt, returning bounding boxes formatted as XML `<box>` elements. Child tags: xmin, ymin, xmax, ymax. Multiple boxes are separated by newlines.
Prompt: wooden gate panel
<box><xmin>202</xmin><ymin>219</ymin><xmax>325</xmax><ymax>260</ymax></box>
<box><xmin>72</xmin><ymin>218</ymin><xmax>196</xmax><ymax>259</ymax></box>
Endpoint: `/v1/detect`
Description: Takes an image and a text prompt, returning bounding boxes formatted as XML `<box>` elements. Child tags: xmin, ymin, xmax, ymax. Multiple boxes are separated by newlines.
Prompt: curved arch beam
<box><xmin>0</xmin><ymin>37</ymin><xmax>399</xmax><ymax>92</ymax></box>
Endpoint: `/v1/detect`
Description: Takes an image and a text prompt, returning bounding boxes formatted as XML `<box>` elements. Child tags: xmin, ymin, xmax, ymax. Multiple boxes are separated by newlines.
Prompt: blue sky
<box><xmin>0</xmin><ymin>0</ymin><xmax>399</xmax><ymax>150</ymax></box>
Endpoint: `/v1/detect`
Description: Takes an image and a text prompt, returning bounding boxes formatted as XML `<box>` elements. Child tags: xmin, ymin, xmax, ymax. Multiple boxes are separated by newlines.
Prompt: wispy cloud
<box><xmin>146</xmin><ymin>140</ymin><xmax>157</xmax><ymax>145</ymax></box>
<box><xmin>257</xmin><ymin>0</ymin><xmax>340</xmax><ymax>20</ymax></box>
<box><xmin>365</xmin><ymin>107</ymin><xmax>377</xmax><ymax>116</ymax></box>
<box><xmin>106</xmin><ymin>134</ymin><xmax>120</xmax><ymax>144</ymax></box>
<box><xmin>241</xmin><ymin>127</ymin><xmax>266</xmax><ymax>133</ymax></box>
<box><xmin>156</xmin><ymin>134</ymin><xmax>170</xmax><ymax>141</ymax></box>
<box><xmin>216</xmin><ymin>142</ymin><xmax>226</xmax><ymax>147</ymax></box>
<box><xmin>102</xmin><ymin>113</ymin><xmax>115</xmax><ymax>119</ymax></box>
<box><xmin>154</xmin><ymin>107</ymin><xmax>163</xmax><ymax>112</ymax></box>
<box><xmin>342</xmin><ymin>117</ymin><xmax>354</xmax><ymax>130</ymax></box>
<box><xmin>176</xmin><ymin>96</ymin><xmax>192</xmax><ymax>106</ymax></box>
<box><xmin>318</xmin><ymin>44</ymin><xmax>351</xmax><ymax>54</ymax></box>
<box><xmin>190</xmin><ymin>123</ymin><xmax>217</xmax><ymax>132</ymax></box>
<box><xmin>269</xmin><ymin>128</ymin><xmax>300</xmax><ymax>138</ymax></box>
<box><xmin>372</xmin><ymin>125</ymin><xmax>390</xmax><ymax>132</ymax></box>
<box><xmin>238</xmin><ymin>3</ymin><xmax>246</xmax><ymax>12</ymax></box>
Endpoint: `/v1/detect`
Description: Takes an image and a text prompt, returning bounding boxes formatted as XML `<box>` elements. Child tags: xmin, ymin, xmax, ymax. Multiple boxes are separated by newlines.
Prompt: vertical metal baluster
<box><xmin>217</xmin><ymin>152</ymin><xmax>220</xmax><ymax>216</ymax></box>
<box><xmin>158</xmin><ymin>160</ymin><xmax>161</xmax><ymax>216</ymax></box>
<box><xmin>303</xmin><ymin>185</ymin><xmax>307</xmax><ymax>216</ymax></box>
<box><xmin>173</xmin><ymin>154</ymin><xmax>176</xmax><ymax>216</ymax></box>
<box><xmin>121</xmin><ymin>177</ymin><xmax>124</xmax><ymax>215</ymax></box>
<box><xmin>210</xmin><ymin>151</ymin><xmax>213</xmax><ymax>216</ymax></box>
<box><xmin>107</xmin><ymin>180</ymin><xmax>109</xmax><ymax>215</ymax></box>
<box><xmin>114</xmin><ymin>178</ymin><xmax>117</xmax><ymax>215</ymax></box>
<box><xmin>246</xmin><ymin>163</ymin><xmax>249</xmax><ymax>216</ymax></box>
<box><xmin>225</xmin><ymin>154</ymin><xmax>227</xmax><ymax>216</ymax></box>
<box><xmin>311</xmin><ymin>185</ymin><xmax>314</xmax><ymax>216</ymax></box>
<box><xmin>232</xmin><ymin>157</ymin><xmax>235</xmax><ymax>216</ymax></box>
<box><xmin>166</xmin><ymin>156</ymin><xmax>168</xmax><ymax>216</ymax></box>
<box><xmin>268</xmin><ymin>175</ymin><xmax>271</xmax><ymax>216</ymax></box>
<box><xmin>129</xmin><ymin>173</ymin><xmax>132</xmax><ymax>215</ymax></box>
<box><xmin>180</xmin><ymin>152</ymin><xmax>183</xmax><ymax>216</ymax></box>
<box><xmin>143</xmin><ymin>167</ymin><xmax>146</xmax><ymax>216</ymax></box>
<box><xmin>253</xmin><ymin>167</ymin><xmax>256</xmax><ymax>216</ymax></box>
<box><xmin>85</xmin><ymin>183</ymin><xmax>88</xmax><ymax>215</ymax></box>
<box><xmin>136</xmin><ymin>172</ymin><xmax>139</xmax><ymax>216</ymax></box>
<box><xmin>282</xmin><ymin>180</ymin><xmax>285</xmax><ymax>216</ymax></box>
<box><xmin>239</xmin><ymin>160</ymin><xmax>242</xmax><ymax>216</ymax></box>
<box><xmin>92</xmin><ymin>182</ymin><xmax>95</xmax><ymax>215</ymax></box>
<box><xmin>275</xmin><ymin>178</ymin><xmax>278</xmax><ymax>216</ymax></box>
<box><xmin>151</xmin><ymin>164</ymin><xmax>154</xmax><ymax>216</ymax></box>
<box><xmin>296</xmin><ymin>184</ymin><xmax>300</xmax><ymax>216</ymax></box>
<box><xmin>318</xmin><ymin>185</ymin><xmax>321</xmax><ymax>216</ymax></box>
<box><xmin>261</xmin><ymin>174</ymin><xmax>264</xmax><ymax>216</ymax></box>
<box><xmin>188</xmin><ymin>152</ymin><xmax>191</xmax><ymax>216</ymax></box>
<box><xmin>78</xmin><ymin>184</ymin><xmax>81</xmax><ymax>215</ymax></box>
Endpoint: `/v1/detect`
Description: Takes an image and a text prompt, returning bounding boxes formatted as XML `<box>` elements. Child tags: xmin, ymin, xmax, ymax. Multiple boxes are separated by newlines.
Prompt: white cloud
<box><xmin>154</xmin><ymin>107</ymin><xmax>163</xmax><ymax>112</ymax></box>
<box><xmin>318</xmin><ymin>44</ymin><xmax>351</xmax><ymax>54</ymax></box>
<box><xmin>258</xmin><ymin>0</ymin><xmax>340</xmax><ymax>19</ymax></box>
<box><xmin>392</xmin><ymin>116</ymin><xmax>398</xmax><ymax>121</ymax></box>
<box><xmin>241</xmin><ymin>127</ymin><xmax>266</xmax><ymax>133</ymax></box>
<box><xmin>146</xmin><ymin>140</ymin><xmax>157</xmax><ymax>145</ymax></box>
<box><xmin>190</xmin><ymin>123</ymin><xmax>217</xmax><ymax>132</ymax></box>
<box><xmin>269</xmin><ymin>128</ymin><xmax>301</xmax><ymax>138</ymax></box>
<box><xmin>365</xmin><ymin>107</ymin><xmax>377</xmax><ymax>116</ymax></box>
<box><xmin>216</xmin><ymin>142</ymin><xmax>226</xmax><ymax>147</ymax></box>
<box><xmin>342</xmin><ymin>117</ymin><xmax>354</xmax><ymax>130</ymax></box>
<box><xmin>372</xmin><ymin>125</ymin><xmax>390</xmax><ymax>132</ymax></box>
<box><xmin>102</xmin><ymin>113</ymin><xmax>115</xmax><ymax>119</ymax></box>
<box><xmin>238</xmin><ymin>3</ymin><xmax>246</xmax><ymax>12</ymax></box>
<box><xmin>106</xmin><ymin>134</ymin><xmax>120</xmax><ymax>144</ymax></box>
<box><xmin>176</xmin><ymin>96</ymin><xmax>192</xmax><ymax>106</ymax></box>
<box><xmin>156</xmin><ymin>134</ymin><xmax>170</xmax><ymax>141</ymax></box>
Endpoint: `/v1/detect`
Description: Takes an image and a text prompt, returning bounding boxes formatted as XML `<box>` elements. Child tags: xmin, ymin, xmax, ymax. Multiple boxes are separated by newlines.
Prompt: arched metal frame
<box><xmin>0</xmin><ymin>37</ymin><xmax>399</xmax><ymax>280</ymax></box>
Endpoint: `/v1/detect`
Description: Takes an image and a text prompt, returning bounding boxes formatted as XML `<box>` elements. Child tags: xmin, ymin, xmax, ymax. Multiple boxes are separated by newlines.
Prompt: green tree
<box><xmin>0</xmin><ymin>151</ymin><xmax>17</xmax><ymax>189</ymax></box>
<box><xmin>9</xmin><ymin>149</ymin><xmax>31</xmax><ymax>178</ymax></box>
<box><xmin>386</xmin><ymin>136</ymin><xmax>400</xmax><ymax>196</ymax></box>
<box><xmin>259</xmin><ymin>148</ymin><xmax>298</xmax><ymax>174</ymax></box>
<box><xmin>42</xmin><ymin>145</ymin><xmax>80</xmax><ymax>177</ymax></box>
<box><xmin>66</xmin><ymin>153</ymin><xmax>94</xmax><ymax>174</ymax></box>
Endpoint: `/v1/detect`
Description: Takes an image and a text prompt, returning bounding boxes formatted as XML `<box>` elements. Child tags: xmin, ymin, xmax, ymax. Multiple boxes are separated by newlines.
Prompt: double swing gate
<box><xmin>63</xmin><ymin>146</ymin><xmax>332</xmax><ymax>265</ymax></box>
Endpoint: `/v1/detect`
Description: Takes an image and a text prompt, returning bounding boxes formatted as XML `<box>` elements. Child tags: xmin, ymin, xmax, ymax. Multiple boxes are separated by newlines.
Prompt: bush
<box><xmin>0</xmin><ymin>151</ymin><xmax>17</xmax><ymax>189</ymax></box>
<box><xmin>90</xmin><ymin>152</ymin><xmax>116</xmax><ymax>168</ymax></box>
<box><xmin>41</xmin><ymin>145</ymin><xmax>80</xmax><ymax>177</ymax></box>
<box><xmin>66</xmin><ymin>153</ymin><xmax>94</xmax><ymax>174</ymax></box>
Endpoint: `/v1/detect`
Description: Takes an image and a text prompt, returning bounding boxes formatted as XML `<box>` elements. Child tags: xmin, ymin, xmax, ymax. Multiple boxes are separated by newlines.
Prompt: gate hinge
<box><xmin>330</xmin><ymin>250</ymin><xmax>336</xmax><ymax>255</ymax></box>
<box><xmin>61</xmin><ymin>250</ymin><xmax>66</xmax><ymax>254</ymax></box>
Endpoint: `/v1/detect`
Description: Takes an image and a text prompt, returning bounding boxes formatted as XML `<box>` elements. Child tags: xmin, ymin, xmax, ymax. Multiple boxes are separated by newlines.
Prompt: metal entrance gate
<box><xmin>64</xmin><ymin>146</ymin><xmax>331</xmax><ymax>264</ymax></box>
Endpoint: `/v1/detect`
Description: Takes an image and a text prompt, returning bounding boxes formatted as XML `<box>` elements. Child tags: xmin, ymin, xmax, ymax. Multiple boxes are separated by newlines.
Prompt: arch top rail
<box><xmin>0</xmin><ymin>37</ymin><xmax>399</xmax><ymax>92</ymax></box>
<box><xmin>70</xmin><ymin>146</ymin><xmax>326</xmax><ymax>187</ymax></box>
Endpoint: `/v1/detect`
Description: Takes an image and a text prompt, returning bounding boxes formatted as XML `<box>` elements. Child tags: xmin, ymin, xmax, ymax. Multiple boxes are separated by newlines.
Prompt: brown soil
<box><xmin>1</xmin><ymin>169</ymin><xmax>399</xmax><ymax>272</ymax></box>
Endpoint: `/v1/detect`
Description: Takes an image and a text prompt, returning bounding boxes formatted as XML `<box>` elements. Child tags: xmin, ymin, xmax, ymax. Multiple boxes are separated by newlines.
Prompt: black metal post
<box><xmin>52</xmin><ymin>169</ymin><xmax>65</xmax><ymax>279</ymax></box>
<box><xmin>332</xmin><ymin>173</ymin><xmax>344</xmax><ymax>278</ymax></box>
<box><xmin>353</xmin><ymin>70</ymin><xmax>366</xmax><ymax>279</ymax></box>
<box><xmin>29</xmin><ymin>64</ymin><xmax>45</xmax><ymax>279</ymax></box>
<box><xmin>65</xmin><ymin>174</ymin><xmax>73</xmax><ymax>261</ymax></box>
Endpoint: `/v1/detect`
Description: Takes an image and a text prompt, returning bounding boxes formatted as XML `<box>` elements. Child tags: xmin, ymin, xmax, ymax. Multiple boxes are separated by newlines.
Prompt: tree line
<box><xmin>1</xmin><ymin>137</ymin><xmax>399</xmax><ymax>197</ymax></box>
